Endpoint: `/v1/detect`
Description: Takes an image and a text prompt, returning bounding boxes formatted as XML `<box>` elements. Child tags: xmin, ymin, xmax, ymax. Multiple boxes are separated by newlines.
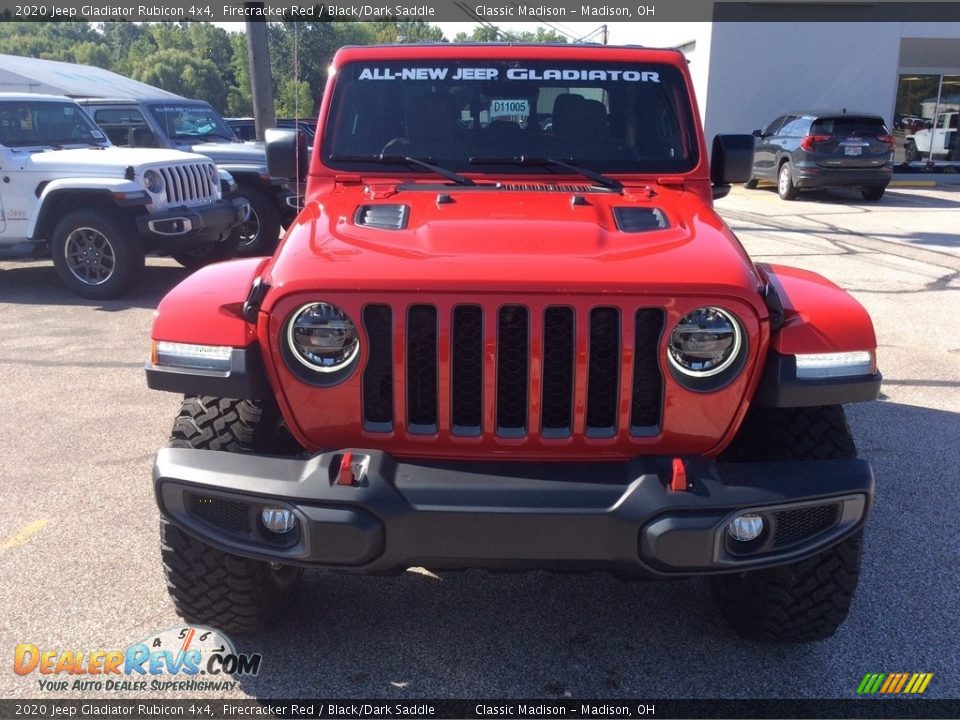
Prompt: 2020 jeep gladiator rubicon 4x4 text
<box><xmin>146</xmin><ymin>45</ymin><xmax>881</xmax><ymax>642</ymax></box>
<box><xmin>0</xmin><ymin>94</ymin><xmax>244</xmax><ymax>298</ymax></box>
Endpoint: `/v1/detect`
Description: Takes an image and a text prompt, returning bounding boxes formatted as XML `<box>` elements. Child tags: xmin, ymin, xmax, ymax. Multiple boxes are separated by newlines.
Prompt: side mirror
<box><xmin>752</xmin><ymin>129</ymin><xmax>763</xmax><ymax>138</ymax></box>
<box><xmin>711</xmin><ymin>134</ymin><xmax>754</xmax><ymax>185</ymax></box>
<box><xmin>266</xmin><ymin>128</ymin><xmax>308</xmax><ymax>182</ymax></box>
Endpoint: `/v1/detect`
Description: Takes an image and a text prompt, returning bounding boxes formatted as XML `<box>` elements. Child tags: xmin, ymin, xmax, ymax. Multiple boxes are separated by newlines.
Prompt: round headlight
<box><xmin>287</xmin><ymin>302</ymin><xmax>360</xmax><ymax>372</ymax></box>
<box><xmin>143</xmin><ymin>169</ymin><xmax>164</xmax><ymax>194</ymax></box>
<box><xmin>667</xmin><ymin>307</ymin><xmax>742</xmax><ymax>377</ymax></box>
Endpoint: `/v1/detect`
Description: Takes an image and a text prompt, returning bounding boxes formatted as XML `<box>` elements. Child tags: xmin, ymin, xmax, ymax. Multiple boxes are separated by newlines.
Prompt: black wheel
<box><xmin>171</xmin><ymin>233</ymin><xmax>241</xmax><ymax>270</ymax></box>
<box><xmin>162</xmin><ymin>396</ymin><xmax>304</xmax><ymax>632</ymax></box>
<box><xmin>711</xmin><ymin>405</ymin><xmax>864</xmax><ymax>642</ymax></box>
<box><xmin>861</xmin><ymin>186</ymin><xmax>885</xmax><ymax>202</ymax></box>
<box><xmin>51</xmin><ymin>210</ymin><xmax>143</xmax><ymax>299</ymax></box>
<box><xmin>777</xmin><ymin>162</ymin><xmax>799</xmax><ymax>200</ymax></box>
<box><xmin>232</xmin><ymin>186</ymin><xmax>281</xmax><ymax>257</ymax></box>
<box><xmin>904</xmin><ymin>140</ymin><xmax>919</xmax><ymax>162</ymax></box>
<box><xmin>743</xmin><ymin>178</ymin><xmax>759</xmax><ymax>189</ymax></box>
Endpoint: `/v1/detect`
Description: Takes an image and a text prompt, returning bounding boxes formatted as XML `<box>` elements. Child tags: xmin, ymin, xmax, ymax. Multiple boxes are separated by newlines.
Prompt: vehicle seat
<box><xmin>128</xmin><ymin>127</ymin><xmax>157</xmax><ymax>148</ymax></box>
<box><xmin>552</xmin><ymin>94</ymin><xmax>634</xmax><ymax>161</ymax></box>
<box><xmin>382</xmin><ymin>93</ymin><xmax>463</xmax><ymax>158</ymax></box>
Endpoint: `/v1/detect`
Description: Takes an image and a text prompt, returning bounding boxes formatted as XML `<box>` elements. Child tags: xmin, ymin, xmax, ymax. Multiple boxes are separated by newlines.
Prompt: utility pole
<box><xmin>245</xmin><ymin>8</ymin><xmax>276</xmax><ymax>141</ymax></box>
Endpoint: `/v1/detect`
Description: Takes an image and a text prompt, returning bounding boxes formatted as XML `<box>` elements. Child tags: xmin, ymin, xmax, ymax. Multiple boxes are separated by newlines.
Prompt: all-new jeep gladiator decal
<box><xmin>146</xmin><ymin>44</ymin><xmax>880</xmax><ymax>643</ymax></box>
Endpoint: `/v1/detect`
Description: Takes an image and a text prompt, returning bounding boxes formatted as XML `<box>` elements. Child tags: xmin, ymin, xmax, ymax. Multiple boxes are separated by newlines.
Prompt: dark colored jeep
<box><xmin>146</xmin><ymin>44</ymin><xmax>881</xmax><ymax>642</ymax></box>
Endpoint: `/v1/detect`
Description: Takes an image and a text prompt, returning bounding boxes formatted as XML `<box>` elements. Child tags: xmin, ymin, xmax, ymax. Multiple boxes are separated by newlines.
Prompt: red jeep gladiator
<box><xmin>146</xmin><ymin>44</ymin><xmax>881</xmax><ymax>642</ymax></box>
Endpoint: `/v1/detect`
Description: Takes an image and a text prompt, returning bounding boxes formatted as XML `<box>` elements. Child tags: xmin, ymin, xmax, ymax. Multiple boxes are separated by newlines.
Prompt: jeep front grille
<box><xmin>159</xmin><ymin>162</ymin><xmax>218</xmax><ymax>206</ymax></box>
<box><xmin>361</xmin><ymin>302</ymin><xmax>665</xmax><ymax>441</ymax></box>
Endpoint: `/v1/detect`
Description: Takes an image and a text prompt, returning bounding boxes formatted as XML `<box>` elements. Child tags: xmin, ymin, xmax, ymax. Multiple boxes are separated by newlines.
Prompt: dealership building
<box><xmin>637</xmin><ymin>20</ymin><xmax>960</xmax><ymax>163</ymax></box>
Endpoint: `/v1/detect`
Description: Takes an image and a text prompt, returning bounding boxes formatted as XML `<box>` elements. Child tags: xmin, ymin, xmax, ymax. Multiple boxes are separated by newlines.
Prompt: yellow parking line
<box><xmin>0</xmin><ymin>519</ymin><xmax>50</xmax><ymax>551</ymax></box>
<box><xmin>890</xmin><ymin>180</ymin><xmax>937</xmax><ymax>187</ymax></box>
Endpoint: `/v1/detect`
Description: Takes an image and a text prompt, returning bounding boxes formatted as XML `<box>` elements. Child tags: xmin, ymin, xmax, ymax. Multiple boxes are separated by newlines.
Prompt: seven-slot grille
<box><xmin>158</xmin><ymin>162</ymin><xmax>219</xmax><ymax>206</ymax></box>
<box><xmin>361</xmin><ymin>303</ymin><xmax>665</xmax><ymax>440</ymax></box>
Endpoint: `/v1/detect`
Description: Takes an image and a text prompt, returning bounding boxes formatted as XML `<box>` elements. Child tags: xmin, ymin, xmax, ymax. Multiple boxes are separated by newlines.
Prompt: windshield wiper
<box><xmin>469</xmin><ymin>156</ymin><xmax>622</xmax><ymax>190</ymax></box>
<box><xmin>329</xmin><ymin>154</ymin><xmax>475</xmax><ymax>187</ymax></box>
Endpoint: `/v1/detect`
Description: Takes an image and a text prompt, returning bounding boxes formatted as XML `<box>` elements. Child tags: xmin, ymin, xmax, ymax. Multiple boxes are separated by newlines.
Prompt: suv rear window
<box><xmin>811</xmin><ymin>117</ymin><xmax>888</xmax><ymax>136</ymax></box>
<box><xmin>323</xmin><ymin>60</ymin><xmax>699</xmax><ymax>174</ymax></box>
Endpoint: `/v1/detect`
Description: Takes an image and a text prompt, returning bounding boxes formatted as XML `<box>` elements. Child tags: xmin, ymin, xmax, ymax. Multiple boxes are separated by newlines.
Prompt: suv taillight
<box><xmin>800</xmin><ymin>134</ymin><xmax>831</xmax><ymax>151</ymax></box>
<box><xmin>876</xmin><ymin>134</ymin><xmax>896</xmax><ymax>150</ymax></box>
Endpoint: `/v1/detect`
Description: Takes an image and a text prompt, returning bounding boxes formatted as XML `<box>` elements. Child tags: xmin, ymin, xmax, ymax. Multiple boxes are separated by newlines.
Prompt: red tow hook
<box><xmin>337</xmin><ymin>452</ymin><xmax>355</xmax><ymax>486</ymax></box>
<box><xmin>670</xmin><ymin>457</ymin><xmax>690</xmax><ymax>492</ymax></box>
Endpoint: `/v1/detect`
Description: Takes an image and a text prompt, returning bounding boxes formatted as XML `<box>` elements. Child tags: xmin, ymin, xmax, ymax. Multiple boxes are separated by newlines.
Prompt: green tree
<box><xmin>133</xmin><ymin>48</ymin><xmax>227</xmax><ymax>110</ymax></box>
<box><xmin>370</xmin><ymin>21</ymin><xmax>446</xmax><ymax>44</ymax></box>
<box><xmin>275</xmin><ymin>78</ymin><xmax>315</xmax><ymax>117</ymax></box>
<box><xmin>73</xmin><ymin>41</ymin><xmax>111</xmax><ymax>69</ymax></box>
<box><xmin>453</xmin><ymin>26</ymin><xmax>569</xmax><ymax>43</ymax></box>
<box><xmin>226</xmin><ymin>32</ymin><xmax>252</xmax><ymax>116</ymax></box>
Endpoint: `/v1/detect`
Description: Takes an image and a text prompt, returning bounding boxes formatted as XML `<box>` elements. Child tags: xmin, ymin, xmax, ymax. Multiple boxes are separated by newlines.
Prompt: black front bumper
<box><xmin>136</xmin><ymin>197</ymin><xmax>246</xmax><ymax>250</ymax></box>
<box><xmin>155</xmin><ymin>449</ymin><xmax>873</xmax><ymax>577</ymax></box>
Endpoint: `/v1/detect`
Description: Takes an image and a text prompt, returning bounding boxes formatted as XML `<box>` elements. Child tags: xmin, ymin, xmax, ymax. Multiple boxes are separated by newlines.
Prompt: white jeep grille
<box><xmin>158</xmin><ymin>162</ymin><xmax>219</xmax><ymax>206</ymax></box>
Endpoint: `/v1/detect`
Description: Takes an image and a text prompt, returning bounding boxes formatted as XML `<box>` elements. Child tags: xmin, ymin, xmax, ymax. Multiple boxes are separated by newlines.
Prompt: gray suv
<box><xmin>746</xmin><ymin>112</ymin><xmax>894</xmax><ymax>201</ymax></box>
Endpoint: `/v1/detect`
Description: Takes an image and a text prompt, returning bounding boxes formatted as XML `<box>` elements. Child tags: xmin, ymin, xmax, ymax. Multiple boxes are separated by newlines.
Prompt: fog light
<box><xmin>261</xmin><ymin>507</ymin><xmax>297</xmax><ymax>534</ymax></box>
<box><xmin>727</xmin><ymin>513</ymin><xmax>764</xmax><ymax>542</ymax></box>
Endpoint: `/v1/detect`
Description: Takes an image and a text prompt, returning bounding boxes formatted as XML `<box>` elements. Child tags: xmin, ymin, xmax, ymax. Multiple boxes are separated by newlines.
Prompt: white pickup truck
<box><xmin>904</xmin><ymin>111</ymin><xmax>959</xmax><ymax>161</ymax></box>
<box><xmin>0</xmin><ymin>93</ymin><xmax>245</xmax><ymax>299</ymax></box>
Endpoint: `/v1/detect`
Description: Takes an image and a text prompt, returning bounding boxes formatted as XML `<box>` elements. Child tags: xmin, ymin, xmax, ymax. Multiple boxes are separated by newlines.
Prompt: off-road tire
<box><xmin>777</xmin><ymin>162</ymin><xmax>799</xmax><ymax>201</ymax></box>
<box><xmin>904</xmin><ymin>140</ymin><xmax>920</xmax><ymax>162</ymax></box>
<box><xmin>51</xmin><ymin>210</ymin><xmax>143</xmax><ymax>299</ymax></box>
<box><xmin>711</xmin><ymin>405</ymin><xmax>864</xmax><ymax>642</ymax></box>
<box><xmin>162</xmin><ymin>396</ymin><xmax>303</xmax><ymax>632</ymax></box>
<box><xmin>233</xmin><ymin>185</ymin><xmax>281</xmax><ymax>257</ymax></box>
<box><xmin>172</xmin><ymin>232</ymin><xmax>241</xmax><ymax>270</ymax></box>
<box><xmin>861</xmin><ymin>186</ymin><xmax>885</xmax><ymax>202</ymax></box>
<box><xmin>161</xmin><ymin>519</ymin><xmax>302</xmax><ymax>633</ymax></box>
<box><xmin>719</xmin><ymin>405</ymin><xmax>856</xmax><ymax>462</ymax></box>
<box><xmin>743</xmin><ymin>177</ymin><xmax>759</xmax><ymax>189</ymax></box>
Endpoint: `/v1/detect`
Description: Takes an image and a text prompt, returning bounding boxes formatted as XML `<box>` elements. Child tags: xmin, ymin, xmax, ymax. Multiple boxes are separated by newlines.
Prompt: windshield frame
<box><xmin>320</xmin><ymin>58</ymin><xmax>700</xmax><ymax>178</ymax></box>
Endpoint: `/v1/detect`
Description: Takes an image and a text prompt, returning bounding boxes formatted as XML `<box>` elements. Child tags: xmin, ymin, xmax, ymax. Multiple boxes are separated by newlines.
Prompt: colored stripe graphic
<box><xmin>857</xmin><ymin>673</ymin><xmax>932</xmax><ymax>695</ymax></box>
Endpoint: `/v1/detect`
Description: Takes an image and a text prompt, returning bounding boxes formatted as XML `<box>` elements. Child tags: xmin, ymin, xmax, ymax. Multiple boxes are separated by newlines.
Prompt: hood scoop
<box><xmin>613</xmin><ymin>207</ymin><xmax>669</xmax><ymax>233</ymax></box>
<box><xmin>355</xmin><ymin>204</ymin><xmax>409</xmax><ymax>230</ymax></box>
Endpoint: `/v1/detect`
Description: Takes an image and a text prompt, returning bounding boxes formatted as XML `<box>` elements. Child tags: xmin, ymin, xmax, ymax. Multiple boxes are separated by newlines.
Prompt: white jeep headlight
<box><xmin>143</xmin><ymin>169</ymin><xmax>165</xmax><ymax>194</ymax></box>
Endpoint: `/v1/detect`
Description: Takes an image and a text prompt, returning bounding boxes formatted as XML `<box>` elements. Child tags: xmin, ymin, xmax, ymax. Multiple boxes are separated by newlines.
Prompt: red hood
<box><xmin>262</xmin><ymin>182</ymin><xmax>765</xmax><ymax>314</ymax></box>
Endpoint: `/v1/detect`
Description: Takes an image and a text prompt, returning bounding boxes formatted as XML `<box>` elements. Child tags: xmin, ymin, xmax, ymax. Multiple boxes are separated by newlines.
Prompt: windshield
<box><xmin>323</xmin><ymin>60</ymin><xmax>699</xmax><ymax>175</ymax></box>
<box><xmin>0</xmin><ymin>101</ymin><xmax>109</xmax><ymax>148</ymax></box>
<box><xmin>146</xmin><ymin>102</ymin><xmax>237</xmax><ymax>142</ymax></box>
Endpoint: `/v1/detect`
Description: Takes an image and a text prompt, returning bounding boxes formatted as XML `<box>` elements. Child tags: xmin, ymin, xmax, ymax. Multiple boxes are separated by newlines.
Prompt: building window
<box><xmin>894</xmin><ymin>73</ymin><xmax>960</xmax><ymax>163</ymax></box>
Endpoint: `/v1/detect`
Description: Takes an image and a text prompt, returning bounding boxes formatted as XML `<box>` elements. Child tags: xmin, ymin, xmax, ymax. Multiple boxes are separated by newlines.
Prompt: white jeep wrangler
<box><xmin>904</xmin><ymin>111</ymin><xmax>959</xmax><ymax>162</ymax></box>
<box><xmin>0</xmin><ymin>93</ymin><xmax>245</xmax><ymax>299</ymax></box>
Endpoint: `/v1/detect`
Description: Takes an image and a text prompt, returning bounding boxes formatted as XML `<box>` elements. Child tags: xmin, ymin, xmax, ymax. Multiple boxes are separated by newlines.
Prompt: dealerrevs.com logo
<box><xmin>13</xmin><ymin>626</ymin><xmax>261</xmax><ymax>692</ymax></box>
<box><xmin>857</xmin><ymin>673</ymin><xmax>934</xmax><ymax>695</ymax></box>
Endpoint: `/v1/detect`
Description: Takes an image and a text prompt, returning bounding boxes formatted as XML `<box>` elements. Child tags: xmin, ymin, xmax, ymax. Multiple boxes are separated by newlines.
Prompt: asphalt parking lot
<box><xmin>1</xmin><ymin>184</ymin><xmax>958</xmax><ymax>701</ymax></box>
